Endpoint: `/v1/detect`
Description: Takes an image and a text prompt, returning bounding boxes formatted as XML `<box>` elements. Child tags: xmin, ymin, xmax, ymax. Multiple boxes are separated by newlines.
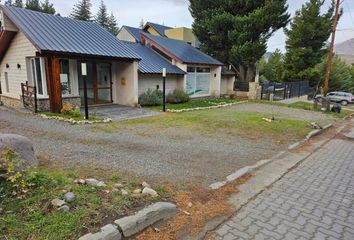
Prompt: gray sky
<box><xmin>54</xmin><ymin>0</ymin><xmax>354</xmax><ymax>52</ymax></box>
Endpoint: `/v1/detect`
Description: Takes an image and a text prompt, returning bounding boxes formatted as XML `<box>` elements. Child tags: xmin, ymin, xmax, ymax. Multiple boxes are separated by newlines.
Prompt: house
<box><xmin>334</xmin><ymin>39</ymin><xmax>354</xmax><ymax>65</ymax></box>
<box><xmin>0</xmin><ymin>5</ymin><xmax>235</xmax><ymax>113</ymax></box>
<box><xmin>117</xmin><ymin>25</ymin><xmax>235</xmax><ymax>98</ymax></box>
<box><xmin>0</xmin><ymin>5</ymin><xmax>141</xmax><ymax>113</ymax></box>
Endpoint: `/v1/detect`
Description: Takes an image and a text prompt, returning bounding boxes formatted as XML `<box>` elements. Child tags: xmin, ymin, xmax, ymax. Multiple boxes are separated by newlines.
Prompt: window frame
<box><xmin>59</xmin><ymin>59</ymin><xmax>73</xmax><ymax>96</ymax></box>
<box><xmin>29</xmin><ymin>57</ymin><xmax>47</xmax><ymax>98</ymax></box>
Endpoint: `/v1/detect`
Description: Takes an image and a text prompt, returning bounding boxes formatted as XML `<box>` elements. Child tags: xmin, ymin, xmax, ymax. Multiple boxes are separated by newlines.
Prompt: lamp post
<box><xmin>81</xmin><ymin>62</ymin><xmax>89</xmax><ymax>120</ymax></box>
<box><xmin>162</xmin><ymin>68</ymin><xmax>166</xmax><ymax>112</ymax></box>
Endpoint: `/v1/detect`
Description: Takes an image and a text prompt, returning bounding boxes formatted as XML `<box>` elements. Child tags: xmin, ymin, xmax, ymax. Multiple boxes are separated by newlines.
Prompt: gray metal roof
<box><xmin>144</xmin><ymin>22</ymin><xmax>172</xmax><ymax>37</ymax></box>
<box><xmin>1</xmin><ymin>5</ymin><xmax>140</xmax><ymax>60</ymax></box>
<box><xmin>142</xmin><ymin>33</ymin><xmax>223</xmax><ymax>66</ymax></box>
<box><xmin>124</xmin><ymin>42</ymin><xmax>185</xmax><ymax>75</ymax></box>
<box><xmin>121</xmin><ymin>25</ymin><xmax>143</xmax><ymax>42</ymax></box>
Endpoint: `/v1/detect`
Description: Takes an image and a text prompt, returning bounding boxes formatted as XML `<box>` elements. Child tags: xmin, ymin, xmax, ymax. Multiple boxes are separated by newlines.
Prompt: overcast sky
<box><xmin>54</xmin><ymin>0</ymin><xmax>354</xmax><ymax>52</ymax></box>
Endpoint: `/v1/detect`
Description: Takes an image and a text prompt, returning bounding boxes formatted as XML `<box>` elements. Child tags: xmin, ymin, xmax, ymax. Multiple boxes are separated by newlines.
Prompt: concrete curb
<box><xmin>288</xmin><ymin>123</ymin><xmax>333</xmax><ymax>151</ymax></box>
<box><xmin>78</xmin><ymin>202</ymin><xmax>178</xmax><ymax>240</ymax></box>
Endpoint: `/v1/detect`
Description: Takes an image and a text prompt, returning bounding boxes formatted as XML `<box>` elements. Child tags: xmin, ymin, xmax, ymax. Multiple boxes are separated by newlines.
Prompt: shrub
<box><xmin>166</xmin><ymin>89</ymin><xmax>190</xmax><ymax>104</ymax></box>
<box><xmin>61</xmin><ymin>103</ymin><xmax>75</xmax><ymax>114</ymax></box>
<box><xmin>138</xmin><ymin>89</ymin><xmax>163</xmax><ymax>106</ymax></box>
<box><xmin>71</xmin><ymin>107</ymin><xmax>82</xmax><ymax>118</ymax></box>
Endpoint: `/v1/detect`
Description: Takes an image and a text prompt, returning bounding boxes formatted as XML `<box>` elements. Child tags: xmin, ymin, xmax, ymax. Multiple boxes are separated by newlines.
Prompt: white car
<box><xmin>316</xmin><ymin>92</ymin><xmax>354</xmax><ymax>106</ymax></box>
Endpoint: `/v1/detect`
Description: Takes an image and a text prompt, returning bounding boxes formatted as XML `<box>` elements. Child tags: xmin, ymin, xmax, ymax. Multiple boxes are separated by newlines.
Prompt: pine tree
<box><xmin>40</xmin><ymin>0</ymin><xmax>55</xmax><ymax>14</ymax></box>
<box><xmin>107</xmin><ymin>12</ymin><xmax>119</xmax><ymax>36</ymax></box>
<box><xmin>283</xmin><ymin>0</ymin><xmax>336</xmax><ymax>84</ymax></box>
<box><xmin>95</xmin><ymin>0</ymin><xmax>109</xmax><ymax>29</ymax></box>
<box><xmin>139</xmin><ymin>18</ymin><xmax>144</xmax><ymax>29</ymax></box>
<box><xmin>189</xmin><ymin>0</ymin><xmax>290</xmax><ymax>83</ymax></box>
<box><xmin>70</xmin><ymin>0</ymin><xmax>92</xmax><ymax>21</ymax></box>
<box><xmin>25</xmin><ymin>0</ymin><xmax>41</xmax><ymax>11</ymax></box>
<box><xmin>5</xmin><ymin>0</ymin><xmax>23</xmax><ymax>7</ymax></box>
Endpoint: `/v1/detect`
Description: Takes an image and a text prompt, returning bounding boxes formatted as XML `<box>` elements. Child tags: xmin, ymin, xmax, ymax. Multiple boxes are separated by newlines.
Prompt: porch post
<box><xmin>45</xmin><ymin>57</ymin><xmax>62</xmax><ymax>113</ymax></box>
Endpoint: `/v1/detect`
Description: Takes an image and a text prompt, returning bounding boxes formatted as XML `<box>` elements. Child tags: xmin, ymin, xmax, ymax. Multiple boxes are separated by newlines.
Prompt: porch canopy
<box><xmin>1</xmin><ymin>5</ymin><xmax>141</xmax><ymax>112</ymax></box>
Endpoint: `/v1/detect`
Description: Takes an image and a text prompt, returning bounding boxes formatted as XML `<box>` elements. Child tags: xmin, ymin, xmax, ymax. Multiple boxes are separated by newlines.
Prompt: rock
<box><xmin>114</xmin><ymin>183</ymin><xmax>124</xmax><ymax>188</ymax></box>
<box><xmin>114</xmin><ymin>202</ymin><xmax>178</xmax><ymax>237</ymax></box>
<box><xmin>51</xmin><ymin>199</ymin><xmax>66</xmax><ymax>207</ymax></box>
<box><xmin>77</xmin><ymin>179</ymin><xmax>86</xmax><ymax>184</ymax></box>
<box><xmin>142</xmin><ymin>187</ymin><xmax>158</xmax><ymax>197</ymax></box>
<box><xmin>51</xmin><ymin>180</ymin><xmax>59</xmax><ymax>186</ymax></box>
<box><xmin>85</xmin><ymin>178</ymin><xmax>100</xmax><ymax>186</ymax></box>
<box><xmin>188</xmin><ymin>202</ymin><xmax>193</xmax><ymax>208</ymax></box>
<box><xmin>121</xmin><ymin>189</ymin><xmax>129</xmax><ymax>196</ymax></box>
<box><xmin>64</xmin><ymin>192</ymin><xmax>75</xmax><ymax>203</ymax></box>
<box><xmin>58</xmin><ymin>205</ymin><xmax>70</xmax><ymax>212</ymax></box>
<box><xmin>79</xmin><ymin>224</ymin><xmax>122</xmax><ymax>240</ymax></box>
<box><xmin>96</xmin><ymin>181</ymin><xmax>107</xmax><ymax>188</ymax></box>
<box><xmin>142</xmin><ymin>181</ymin><xmax>151</xmax><ymax>188</ymax></box>
<box><xmin>0</xmin><ymin>134</ymin><xmax>38</xmax><ymax>173</ymax></box>
<box><xmin>133</xmin><ymin>189</ymin><xmax>142</xmax><ymax>194</ymax></box>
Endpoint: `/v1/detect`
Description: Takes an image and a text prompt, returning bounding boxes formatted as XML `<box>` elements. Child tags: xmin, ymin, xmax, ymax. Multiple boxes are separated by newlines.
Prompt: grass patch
<box><xmin>40</xmin><ymin>112</ymin><xmax>104</xmax><ymax>121</ymax></box>
<box><xmin>0</xmin><ymin>168</ymin><xmax>170</xmax><ymax>240</ymax></box>
<box><xmin>146</xmin><ymin>98</ymin><xmax>238</xmax><ymax>111</ymax></box>
<box><xmin>93</xmin><ymin>107</ymin><xmax>311</xmax><ymax>144</ymax></box>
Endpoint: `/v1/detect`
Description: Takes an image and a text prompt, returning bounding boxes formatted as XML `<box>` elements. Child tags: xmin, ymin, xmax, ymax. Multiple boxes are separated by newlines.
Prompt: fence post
<box><xmin>34</xmin><ymin>86</ymin><xmax>37</xmax><ymax>113</ymax></box>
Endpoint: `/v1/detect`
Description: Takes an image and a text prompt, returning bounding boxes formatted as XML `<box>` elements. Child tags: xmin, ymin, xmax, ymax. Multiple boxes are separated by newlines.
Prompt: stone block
<box><xmin>114</xmin><ymin>202</ymin><xmax>178</xmax><ymax>237</ymax></box>
<box><xmin>79</xmin><ymin>224</ymin><xmax>121</xmax><ymax>240</ymax></box>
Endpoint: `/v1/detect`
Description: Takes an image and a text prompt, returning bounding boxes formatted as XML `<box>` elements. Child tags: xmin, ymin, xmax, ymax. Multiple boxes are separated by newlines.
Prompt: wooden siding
<box><xmin>117</xmin><ymin>28</ymin><xmax>137</xmax><ymax>43</ymax></box>
<box><xmin>0</xmin><ymin>31</ymin><xmax>37</xmax><ymax>99</ymax></box>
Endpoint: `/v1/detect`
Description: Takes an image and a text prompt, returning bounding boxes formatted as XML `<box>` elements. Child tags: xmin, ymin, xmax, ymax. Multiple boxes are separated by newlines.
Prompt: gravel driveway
<box><xmin>0</xmin><ymin>103</ymin><xmax>336</xmax><ymax>186</ymax></box>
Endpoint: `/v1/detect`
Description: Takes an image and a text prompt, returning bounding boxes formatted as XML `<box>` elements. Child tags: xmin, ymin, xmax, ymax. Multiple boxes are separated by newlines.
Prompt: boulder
<box><xmin>79</xmin><ymin>224</ymin><xmax>122</xmax><ymax>240</ymax></box>
<box><xmin>0</xmin><ymin>134</ymin><xmax>38</xmax><ymax>173</ymax></box>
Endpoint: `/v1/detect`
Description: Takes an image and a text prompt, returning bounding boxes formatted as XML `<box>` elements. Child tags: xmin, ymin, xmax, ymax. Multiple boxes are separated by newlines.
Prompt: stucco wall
<box><xmin>138</xmin><ymin>74</ymin><xmax>184</xmax><ymax>96</ymax></box>
<box><xmin>0</xmin><ymin>31</ymin><xmax>37</xmax><ymax>100</ymax></box>
<box><xmin>113</xmin><ymin>61</ymin><xmax>139</xmax><ymax>106</ymax></box>
<box><xmin>145</xmin><ymin>26</ymin><xmax>160</xmax><ymax>36</ymax></box>
<box><xmin>165</xmin><ymin>27</ymin><xmax>196</xmax><ymax>47</ymax></box>
<box><xmin>210</xmin><ymin>66</ymin><xmax>222</xmax><ymax>97</ymax></box>
<box><xmin>221</xmin><ymin>76</ymin><xmax>235</xmax><ymax>95</ymax></box>
<box><xmin>117</xmin><ymin>28</ymin><xmax>137</xmax><ymax>43</ymax></box>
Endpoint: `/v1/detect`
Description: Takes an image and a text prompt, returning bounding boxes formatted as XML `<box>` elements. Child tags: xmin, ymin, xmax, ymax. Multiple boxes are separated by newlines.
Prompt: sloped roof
<box><xmin>1</xmin><ymin>5</ymin><xmax>140</xmax><ymax>60</ymax></box>
<box><xmin>334</xmin><ymin>38</ymin><xmax>354</xmax><ymax>55</ymax></box>
<box><xmin>121</xmin><ymin>25</ymin><xmax>143</xmax><ymax>42</ymax></box>
<box><xmin>142</xmin><ymin>33</ymin><xmax>223</xmax><ymax>66</ymax></box>
<box><xmin>124</xmin><ymin>42</ymin><xmax>185</xmax><ymax>75</ymax></box>
<box><xmin>144</xmin><ymin>22</ymin><xmax>172</xmax><ymax>37</ymax></box>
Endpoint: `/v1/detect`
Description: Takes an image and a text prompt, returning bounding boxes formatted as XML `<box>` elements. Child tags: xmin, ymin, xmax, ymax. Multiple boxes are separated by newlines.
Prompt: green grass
<box><xmin>146</xmin><ymin>98</ymin><xmax>238</xmax><ymax>111</ymax></box>
<box><xmin>93</xmin><ymin>107</ymin><xmax>311</xmax><ymax>144</ymax></box>
<box><xmin>0</xmin><ymin>168</ymin><xmax>169</xmax><ymax>240</ymax></box>
<box><xmin>40</xmin><ymin>112</ymin><xmax>104</xmax><ymax>121</ymax></box>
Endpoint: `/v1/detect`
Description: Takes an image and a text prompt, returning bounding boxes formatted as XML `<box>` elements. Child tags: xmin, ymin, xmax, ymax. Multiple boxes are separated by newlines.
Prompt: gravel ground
<box><xmin>0</xmin><ymin>103</ymin><xmax>336</xmax><ymax>186</ymax></box>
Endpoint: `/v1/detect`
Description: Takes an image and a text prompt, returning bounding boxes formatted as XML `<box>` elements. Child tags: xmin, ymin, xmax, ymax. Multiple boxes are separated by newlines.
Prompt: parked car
<box><xmin>315</xmin><ymin>92</ymin><xmax>354</xmax><ymax>106</ymax></box>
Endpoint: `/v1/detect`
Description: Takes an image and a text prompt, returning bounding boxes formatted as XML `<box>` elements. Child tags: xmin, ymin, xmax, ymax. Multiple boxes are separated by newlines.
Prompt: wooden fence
<box><xmin>21</xmin><ymin>82</ymin><xmax>37</xmax><ymax>113</ymax></box>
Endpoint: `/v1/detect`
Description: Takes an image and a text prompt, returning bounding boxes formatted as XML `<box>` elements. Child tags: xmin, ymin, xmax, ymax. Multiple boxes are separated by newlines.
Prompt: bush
<box><xmin>139</xmin><ymin>89</ymin><xmax>163</xmax><ymax>106</ymax></box>
<box><xmin>61</xmin><ymin>103</ymin><xmax>75</xmax><ymax>114</ymax></box>
<box><xmin>166</xmin><ymin>89</ymin><xmax>190</xmax><ymax>104</ymax></box>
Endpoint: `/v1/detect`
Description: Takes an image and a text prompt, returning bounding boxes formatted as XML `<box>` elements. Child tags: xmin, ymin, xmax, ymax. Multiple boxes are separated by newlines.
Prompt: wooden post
<box><xmin>324</xmin><ymin>0</ymin><xmax>341</xmax><ymax>96</ymax></box>
<box><xmin>45</xmin><ymin>57</ymin><xmax>62</xmax><ymax>113</ymax></box>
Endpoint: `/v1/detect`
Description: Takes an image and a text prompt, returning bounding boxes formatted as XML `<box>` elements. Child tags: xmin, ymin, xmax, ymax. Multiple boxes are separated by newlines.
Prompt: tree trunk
<box><xmin>238</xmin><ymin>64</ymin><xmax>255</xmax><ymax>83</ymax></box>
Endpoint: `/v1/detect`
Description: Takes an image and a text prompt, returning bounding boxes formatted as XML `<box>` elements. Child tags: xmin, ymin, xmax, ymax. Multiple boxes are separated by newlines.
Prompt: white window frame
<box><xmin>186</xmin><ymin>66</ymin><xmax>211</xmax><ymax>97</ymax></box>
<box><xmin>29</xmin><ymin>57</ymin><xmax>48</xmax><ymax>98</ymax></box>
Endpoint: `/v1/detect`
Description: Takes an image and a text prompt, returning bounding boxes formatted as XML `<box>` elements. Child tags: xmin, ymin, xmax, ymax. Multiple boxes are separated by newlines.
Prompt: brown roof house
<box><xmin>0</xmin><ymin>5</ymin><xmax>141</xmax><ymax>113</ymax></box>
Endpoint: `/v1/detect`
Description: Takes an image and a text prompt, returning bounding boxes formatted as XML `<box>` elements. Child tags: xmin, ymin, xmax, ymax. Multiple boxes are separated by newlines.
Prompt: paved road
<box><xmin>211</xmin><ymin>121</ymin><xmax>354</xmax><ymax>239</ymax></box>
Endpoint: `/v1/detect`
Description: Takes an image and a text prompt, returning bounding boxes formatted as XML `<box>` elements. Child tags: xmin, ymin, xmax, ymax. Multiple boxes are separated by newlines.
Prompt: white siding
<box><xmin>0</xmin><ymin>10</ymin><xmax>18</xmax><ymax>32</ymax></box>
<box><xmin>138</xmin><ymin>74</ymin><xmax>182</xmax><ymax>96</ymax></box>
<box><xmin>0</xmin><ymin>31</ymin><xmax>37</xmax><ymax>99</ymax></box>
<box><xmin>117</xmin><ymin>28</ymin><xmax>137</xmax><ymax>42</ymax></box>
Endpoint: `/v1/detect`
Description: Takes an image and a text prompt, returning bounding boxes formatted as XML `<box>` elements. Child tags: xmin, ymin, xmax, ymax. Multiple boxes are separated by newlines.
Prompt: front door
<box><xmin>78</xmin><ymin>62</ymin><xmax>112</xmax><ymax>105</ymax></box>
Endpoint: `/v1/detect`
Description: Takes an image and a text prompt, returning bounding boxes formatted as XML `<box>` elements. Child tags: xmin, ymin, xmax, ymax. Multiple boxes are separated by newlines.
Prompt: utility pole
<box><xmin>324</xmin><ymin>0</ymin><xmax>341</xmax><ymax>96</ymax></box>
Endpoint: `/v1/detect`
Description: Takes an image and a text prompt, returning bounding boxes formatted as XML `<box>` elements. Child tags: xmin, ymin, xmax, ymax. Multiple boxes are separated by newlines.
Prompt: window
<box><xmin>60</xmin><ymin>59</ymin><xmax>71</xmax><ymax>95</ymax></box>
<box><xmin>5</xmin><ymin>72</ymin><xmax>9</xmax><ymax>93</ymax></box>
<box><xmin>186</xmin><ymin>67</ymin><xmax>211</xmax><ymax>97</ymax></box>
<box><xmin>31</xmin><ymin>58</ymin><xmax>44</xmax><ymax>95</ymax></box>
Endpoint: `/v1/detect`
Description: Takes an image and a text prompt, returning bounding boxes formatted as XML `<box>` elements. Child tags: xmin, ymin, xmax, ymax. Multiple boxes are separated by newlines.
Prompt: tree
<box><xmin>260</xmin><ymin>49</ymin><xmax>285</xmax><ymax>82</ymax></box>
<box><xmin>70</xmin><ymin>0</ymin><xmax>92</xmax><ymax>21</ymax></box>
<box><xmin>95</xmin><ymin>0</ymin><xmax>109</xmax><ymax>29</ymax></box>
<box><xmin>316</xmin><ymin>56</ymin><xmax>354</xmax><ymax>93</ymax></box>
<box><xmin>283</xmin><ymin>0</ymin><xmax>336</xmax><ymax>84</ymax></box>
<box><xmin>40</xmin><ymin>0</ymin><xmax>55</xmax><ymax>14</ymax></box>
<box><xmin>139</xmin><ymin>18</ymin><xmax>145</xmax><ymax>29</ymax></box>
<box><xmin>5</xmin><ymin>0</ymin><xmax>23</xmax><ymax>7</ymax></box>
<box><xmin>25</xmin><ymin>0</ymin><xmax>41</xmax><ymax>12</ymax></box>
<box><xmin>107</xmin><ymin>12</ymin><xmax>119</xmax><ymax>36</ymax></box>
<box><xmin>189</xmin><ymin>0</ymin><xmax>290</xmax><ymax>83</ymax></box>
